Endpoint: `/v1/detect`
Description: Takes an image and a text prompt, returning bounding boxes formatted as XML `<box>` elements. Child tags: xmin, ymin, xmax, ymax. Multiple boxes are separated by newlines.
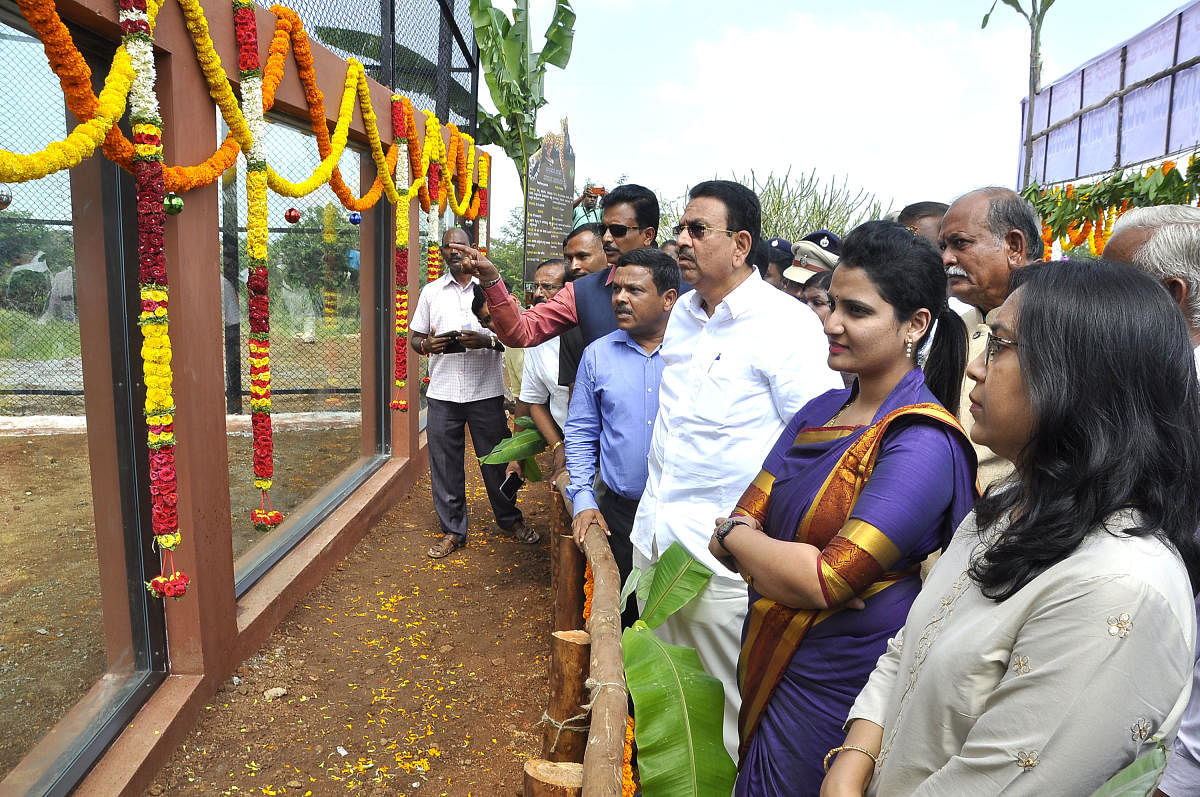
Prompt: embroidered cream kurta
<box><xmin>848</xmin><ymin>509</ymin><xmax>1196</xmax><ymax>796</ymax></box>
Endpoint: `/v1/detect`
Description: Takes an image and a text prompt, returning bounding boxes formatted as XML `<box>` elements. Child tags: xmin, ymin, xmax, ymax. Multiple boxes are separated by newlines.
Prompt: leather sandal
<box><xmin>427</xmin><ymin>534</ymin><xmax>464</xmax><ymax>558</ymax></box>
<box><xmin>507</xmin><ymin>521</ymin><xmax>541</xmax><ymax>545</ymax></box>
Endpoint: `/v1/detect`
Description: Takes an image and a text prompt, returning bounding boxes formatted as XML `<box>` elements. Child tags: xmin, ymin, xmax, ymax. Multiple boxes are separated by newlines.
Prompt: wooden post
<box><xmin>524</xmin><ymin>759</ymin><xmax>583</xmax><ymax>796</ymax></box>
<box><xmin>550</xmin><ymin>491</ymin><xmax>565</xmax><ymax>621</ymax></box>
<box><xmin>554</xmin><ymin>533</ymin><xmax>585</xmax><ymax>632</ymax></box>
<box><xmin>580</xmin><ymin>523</ymin><xmax>628</xmax><ymax>797</ymax></box>
<box><xmin>544</xmin><ymin>630</ymin><xmax>591</xmax><ymax>762</ymax></box>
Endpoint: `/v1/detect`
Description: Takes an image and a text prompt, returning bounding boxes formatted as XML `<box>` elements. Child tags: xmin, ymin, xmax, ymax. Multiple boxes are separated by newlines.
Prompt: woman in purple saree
<box><xmin>709</xmin><ymin>222</ymin><xmax>978</xmax><ymax>796</ymax></box>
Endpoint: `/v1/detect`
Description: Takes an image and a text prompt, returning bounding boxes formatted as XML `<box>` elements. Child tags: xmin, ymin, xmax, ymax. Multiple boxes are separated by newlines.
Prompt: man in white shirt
<box><xmin>410</xmin><ymin>227</ymin><xmax>532</xmax><ymax>559</ymax></box>
<box><xmin>1104</xmin><ymin>207</ymin><xmax>1200</xmax><ymax>797</ymax></box>
<box><xmin>508</xmin><ymin>258</ymin><xmax>571</xmax><ymax>483</ymax></box>
<box><xmin>630</xmin><ymin>180</ymin><xmax>841</xmax><ymax>758</ymax></box>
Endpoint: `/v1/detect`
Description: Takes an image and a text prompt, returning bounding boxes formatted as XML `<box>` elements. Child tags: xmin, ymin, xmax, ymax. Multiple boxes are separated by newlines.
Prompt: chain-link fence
<box><xmin>217</xmin><ymin>116</ymin><xmax>366</xmax><ymax>415</ymax></box>
<box><xmin>0</xmin><ymin>1</ymin><xmax>478</xmax><ymax>419</ymax></box>
<box><xmin>292</xmin><ymin>0</ymin><xmax>479</xmax><ymax>132</ymax></box>
<box><xmin>0</xmin><ymin>24</ymin><xmax>83</xmax><ymax>416</ymax></box>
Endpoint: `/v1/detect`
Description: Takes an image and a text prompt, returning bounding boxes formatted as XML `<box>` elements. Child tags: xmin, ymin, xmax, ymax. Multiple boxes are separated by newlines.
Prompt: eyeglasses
<box><xmin>531</xmin><ymin>282</ymin><xmax>562</xmax><ymax>293</ymax></box>
<box><xmin>671</xmin><ymin>221</ymin><xmax>737</xmax><ymax>240</ymax></box>
<box><xmin>984</xmin><ymin>331</ymin><xmax>1019</xmax><ymax>365</ymax></box>
<box><xmin>597</xmin><ymin>223</ymin><xmax>645</xmax><ymax>238</ymax></box>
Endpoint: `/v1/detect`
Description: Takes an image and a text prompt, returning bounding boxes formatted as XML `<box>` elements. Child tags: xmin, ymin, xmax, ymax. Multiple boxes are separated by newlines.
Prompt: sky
<box><xmin>480</xmin><ymin>0</ymin><xmax>1194</xmax><ymax>234</ymax></box>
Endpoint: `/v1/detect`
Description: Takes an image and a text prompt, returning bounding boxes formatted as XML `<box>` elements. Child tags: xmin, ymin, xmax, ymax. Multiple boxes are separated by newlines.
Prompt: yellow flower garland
<box><xmin>0</xmin><ymin>47</ymin><xmax>132</xmax><ymax>182</ymax></box>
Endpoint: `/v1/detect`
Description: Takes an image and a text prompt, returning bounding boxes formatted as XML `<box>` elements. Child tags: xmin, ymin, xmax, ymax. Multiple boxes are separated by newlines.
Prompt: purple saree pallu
<box><xmin>732</xmin><ymin>369</ymin><xmax>977</xmax><ymax>796</ymax></box>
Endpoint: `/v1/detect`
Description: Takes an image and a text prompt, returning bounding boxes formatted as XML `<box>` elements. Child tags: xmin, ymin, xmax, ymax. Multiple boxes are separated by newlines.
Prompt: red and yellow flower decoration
<box><xmin>121</xmin><ymin>0</ymin><xmax>188</xmax><ymax>599</ymax></box>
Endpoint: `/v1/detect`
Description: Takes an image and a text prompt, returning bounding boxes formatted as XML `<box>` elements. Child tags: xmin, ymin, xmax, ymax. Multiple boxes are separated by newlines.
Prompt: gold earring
<box><xmin>905</xmin><ymin>336</ymin><xmax>913</xmax><ymax>358</ymax></box>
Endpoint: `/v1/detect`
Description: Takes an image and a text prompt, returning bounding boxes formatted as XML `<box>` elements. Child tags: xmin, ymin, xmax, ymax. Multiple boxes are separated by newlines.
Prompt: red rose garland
<box><xmin>234</xmin><ymin>0</ymin><xmax>282</xmax><ymax>532</ymax></box>
<box><xmin>122</xmin><ymin>0</ymin><xmax>188</xmax><ymax>598</ymax></box>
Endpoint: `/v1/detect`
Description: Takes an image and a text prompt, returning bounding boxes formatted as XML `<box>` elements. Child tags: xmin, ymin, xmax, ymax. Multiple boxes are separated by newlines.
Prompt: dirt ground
<box><xmin>146</xmin><ymin>450</ymin><xmax>558</xmax><ymax>796</ymax></box>
<box><xmin>0</xmin><ymin>432</ymin><xmax>105</xmax><ymax>777</ymax></box>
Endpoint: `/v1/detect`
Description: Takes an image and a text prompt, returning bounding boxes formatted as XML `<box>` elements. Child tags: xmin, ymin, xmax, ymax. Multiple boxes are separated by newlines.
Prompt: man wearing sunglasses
<box><xmin>628</xmin><ymin>180</ymin><xmax>842</xmax><ymax>760</ymax></box>
<box><xmin>454</xmin><ymin>185</ymin><xmax>660</xmax><ymax>368</ymax></box>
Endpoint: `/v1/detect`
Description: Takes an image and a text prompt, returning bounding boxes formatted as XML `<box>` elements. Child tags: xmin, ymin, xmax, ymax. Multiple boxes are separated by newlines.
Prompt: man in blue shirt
<box><xmin>563</xmin><ymin>247</ymin><xmax>680</xmax><ymax>627</ymax></box>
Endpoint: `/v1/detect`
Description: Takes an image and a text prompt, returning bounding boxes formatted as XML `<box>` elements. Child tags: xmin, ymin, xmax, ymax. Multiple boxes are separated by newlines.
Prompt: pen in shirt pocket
<box><xmin>707</xmin><ymin>353</ymin><xmax>722</xmax><ymax>375</ymax></box>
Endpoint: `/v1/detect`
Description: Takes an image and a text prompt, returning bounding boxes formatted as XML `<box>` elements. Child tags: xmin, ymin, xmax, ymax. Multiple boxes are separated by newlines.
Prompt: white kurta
<box><xmin>849</xmin><ymin>509</ymin><xmax>1196</xmax><ymax>796</ymax></box>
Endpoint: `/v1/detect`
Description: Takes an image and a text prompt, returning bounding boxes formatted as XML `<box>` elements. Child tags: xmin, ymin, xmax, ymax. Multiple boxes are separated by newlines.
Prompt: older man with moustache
<box><xmin>630</xmin><ymin>180</ymin><xmax>841</xmax><ymax>759</ymax></box>
<box><xmin>939</xmin><ymin>187</ymin><xmax>1043</xmax><ymax>487</ymax></box>
<box><xmin>1104</xmin><ymin>205</ymin><xmax>1200</xmax><ymax>797</ymax></box>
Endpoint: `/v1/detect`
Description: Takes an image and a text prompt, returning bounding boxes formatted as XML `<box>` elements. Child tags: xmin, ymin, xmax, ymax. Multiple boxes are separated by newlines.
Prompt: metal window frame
<box><xmin>0</xmin><ymin>6</ymin><xmax>169</xmax><ymax>792</ymax></box>
<box><xmin>233</xmin><ymin>118</ymin><xmax>391</xmax><ymax>598</ymax></box>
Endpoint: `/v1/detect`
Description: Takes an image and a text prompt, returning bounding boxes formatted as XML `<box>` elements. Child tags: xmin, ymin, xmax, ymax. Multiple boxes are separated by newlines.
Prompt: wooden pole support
<box><xmin>553</xmin><ymin>532</ymin><xmax>585</xmax><ymax>632</ymax></box>
<box><xmin>580</xmin><ymin>523</ymin><xmax>628</xmax><ymax>797</ymax></box>
<box><xmin>523</xmin><ymin>758</ymin><xmax>583</xmax><ymax>796</ymax></box>
<box><xmin>550</xmin><ymin>491</ymin><xmax>564</xmax><ymax>619</ymax></box>
<box><xmin>544</xmin><ymin>629</ymin><xmax>591</xmax><ymax>762</ymax></box>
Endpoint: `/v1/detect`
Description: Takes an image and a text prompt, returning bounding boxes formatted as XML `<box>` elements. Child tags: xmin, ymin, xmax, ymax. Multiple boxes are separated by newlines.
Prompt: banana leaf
<box><xmin>478</xmin><ymin>427</ymin><xmax>546</xmax><ymax>464</ymax></box>
<box><xmin>521</xmin><ymin>457</ymin><xmax>542</xmax><ymax>482</ymax></box>
<box><xmin>638</xmin><ymin>542</ymin><xmax>714</xmax><ymax>630</ymax></box>
<box><xmin>623</xmin><ymin>624</ymin><xmax>737</xmax><ymax>796</ymax></box>
<box><xmin>619</xmin><ymin>565</ymin><xmax>643</xmax><ymax>614</ymax></box>
<box><xmin>1089</xmin><ymin>740</ymin><xmax>1168</xmax><ymax>797</ymax></box>
<box><xmin>513</xmin><ymin>414</ymin><xmax>536</xmax><ymax>429</ymax></box>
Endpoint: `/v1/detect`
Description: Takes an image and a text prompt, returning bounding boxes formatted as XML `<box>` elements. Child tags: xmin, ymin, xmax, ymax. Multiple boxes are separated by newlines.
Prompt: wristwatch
<box><xmin>715</xmin><ymin>517</ymin><xmax>751</xmax><ymax>552</ymax></box>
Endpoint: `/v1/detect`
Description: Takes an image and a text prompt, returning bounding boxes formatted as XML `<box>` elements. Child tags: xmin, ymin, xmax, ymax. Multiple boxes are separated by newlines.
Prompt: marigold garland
<box><xmin>1025</xmin><ymin>155</ymin><xmax>1200</xmax><ymax>256</ymax></box>
<box><xmin>0</xmin><ymin>0</ymin><xmax>139</xmax><ymax>182</ymax></box>
<box><xmin>233</xmin><ymin>0</ymin><xmax>282</xmax><ymax>532</ymax></box>
<box><xmin>120</xmin><ymin>0</ymin><xmax>188</xmax><ymax>599</ymax></box>
<box><xmin>622</xmin><ymin>715</ymin><xmax>636</xmax><ymax>797</ymax></box>
<box><xmin>582</xmin><ymin>562</ymin><xmax>594</xmax><ymax>621</ymax></box>
<box><xmin>323</xmin><ymin>202</ymin><xmax>340</xmax><ymax>329</ymax></box>
<box><xmin>390</xmin><ymin>95</ymin><xmax>414</xmax><ymax>412</ymax></box>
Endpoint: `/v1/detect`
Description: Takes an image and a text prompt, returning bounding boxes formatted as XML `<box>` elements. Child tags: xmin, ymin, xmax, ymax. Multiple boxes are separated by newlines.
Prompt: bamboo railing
<box><xmin>523</xmin><ymin>477</ymin><xmax>627</xmax><ymax>797</ymax></box>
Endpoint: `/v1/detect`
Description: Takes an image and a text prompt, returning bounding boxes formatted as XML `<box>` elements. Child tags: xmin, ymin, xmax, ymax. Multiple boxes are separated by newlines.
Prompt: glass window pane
<box><xmin>0</xmin><ymin>17</ymin><xmax>162</xmax><ymax>784</ymax></box>
<box><xmin>220</xmin><ymin>117</ymin><xmax>372</xmax><ymax>572</ymax></box>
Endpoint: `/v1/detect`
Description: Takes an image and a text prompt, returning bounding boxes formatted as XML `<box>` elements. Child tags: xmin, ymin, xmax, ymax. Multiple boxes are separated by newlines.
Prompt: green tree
<box><xmin>485</xmin><ymin>205</ymin><xmax>527</xmax><ymax>289</ymax></box>
<box><xmin>269</xmin><ymin>206</ymin><xmax>354</xmax><ymax>292</ymax></box>
<box><xmin>0</xmin><ymin>211</ymin><xmax>50</xmax><ymax>267</ymax></box>
<box><xmin>469</xmin><ymin>0</ymin><xmax>576</xmax><ymax>195</ymax></box>
<box><xmin>982</xmin><ymin>0</ymin><xmax>1056</xmax><ymax>188</ymax></box>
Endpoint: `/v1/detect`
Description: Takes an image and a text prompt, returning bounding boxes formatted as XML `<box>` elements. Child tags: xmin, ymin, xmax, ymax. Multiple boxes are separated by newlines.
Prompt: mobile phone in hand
<box><xmin>499</xmin><ymin>471</ymin><xmax>524</xmax><ymax>502</ymax></box>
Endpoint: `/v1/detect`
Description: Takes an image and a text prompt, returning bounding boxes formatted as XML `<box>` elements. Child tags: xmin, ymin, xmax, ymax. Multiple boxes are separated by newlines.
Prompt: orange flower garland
<box><xmin>582</xmin><ymin>561</ymin><xmax>594</xmax><ymax>621</ymax></box>
<box><xmin>622</xmin><ymin>716</ymin><xmax>636</xmax><ymax>797</ymax></box>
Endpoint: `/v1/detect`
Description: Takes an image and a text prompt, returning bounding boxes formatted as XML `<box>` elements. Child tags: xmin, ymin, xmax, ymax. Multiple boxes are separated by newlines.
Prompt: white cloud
<box><xmin>480</xmin><ymin>0</ymin><xmax>1180</xmax><ymax>237</ymax></box>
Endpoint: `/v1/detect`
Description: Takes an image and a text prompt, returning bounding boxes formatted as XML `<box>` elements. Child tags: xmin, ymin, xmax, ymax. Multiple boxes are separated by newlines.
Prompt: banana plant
<box><xmin>468</xmin><ymin>0</ymin><xmax>575</xmax><ymax>194</ymax></box>
<box><xmin>479</xmin><ymin>415</ymin><xmax>546</xmax><ymax>481</ymax></box>
<box><xmin>622</xmin><ymin>542</ymin><xmax>738</xmax><ymax>796</ymax></box>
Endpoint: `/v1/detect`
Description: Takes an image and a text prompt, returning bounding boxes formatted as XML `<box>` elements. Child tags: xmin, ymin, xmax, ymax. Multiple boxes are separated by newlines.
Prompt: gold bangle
<box><xmin>823</xmin><ymin>745</ymin><xmax>878</xmax><ymax>772</ymax></box>
<box><xmin>551</xmin><ymin>440</ymin><xmax>563</xmax><ymax>451</ymax></box>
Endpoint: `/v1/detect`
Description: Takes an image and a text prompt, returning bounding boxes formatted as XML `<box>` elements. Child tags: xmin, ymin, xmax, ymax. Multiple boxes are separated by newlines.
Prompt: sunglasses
<box><xmin>597</xmin><ymin>223</ymin><xmax>645</xmax><ymax>238</ymax></box>
<box><xmin>671</xmin><ymin>221</ymin><xmax>737</xmax><ymax>240</ymax></box>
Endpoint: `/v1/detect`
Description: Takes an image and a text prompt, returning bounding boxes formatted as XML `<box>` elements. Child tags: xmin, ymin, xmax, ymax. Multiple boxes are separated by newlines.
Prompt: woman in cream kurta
<box><xmin>845</xmin><ymin>508</ymin><xmax>1195</xmax><ymax>795</ymax></box>
<box><xmin>821</xmin><ymin>260</ymin><xmax>1200</xmax><ymax>796</ymax></box>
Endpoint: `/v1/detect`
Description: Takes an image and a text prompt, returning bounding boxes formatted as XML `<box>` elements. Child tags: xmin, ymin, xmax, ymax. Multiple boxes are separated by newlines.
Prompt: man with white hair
<box><xmin>1104</xmin><ymin>205</ymin><xmax>1200</xmax><ymax>797</ymax></box>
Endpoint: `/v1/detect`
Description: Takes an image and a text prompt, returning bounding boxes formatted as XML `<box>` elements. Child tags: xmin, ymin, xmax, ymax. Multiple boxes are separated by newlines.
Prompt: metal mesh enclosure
<box><xmin>0</xmin><ymin>21</ymin><xmax>83</xmax><ymax>415</ymax></box>
<box><xmin>393</xmin><ymin>0</ymin><xmax>477</xmax><ymax>130</ymax></box>
<box><xmin>292</xmin><ymin>0</ymin><xmax>479</xmax><ymax>130</ymax></box>
<box><xmin>217</xmin><ymin>115</ymin><xmax>366</xmax><ymax>415</ymax></box>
